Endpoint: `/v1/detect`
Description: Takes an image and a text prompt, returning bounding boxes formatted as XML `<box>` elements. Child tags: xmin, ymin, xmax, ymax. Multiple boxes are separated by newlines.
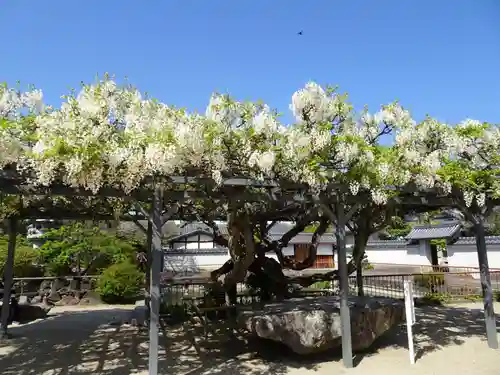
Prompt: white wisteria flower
<box><xmin>0</xmin><ymin>78</ymin><xmax>497</xmax><ymax>210</ymax></box>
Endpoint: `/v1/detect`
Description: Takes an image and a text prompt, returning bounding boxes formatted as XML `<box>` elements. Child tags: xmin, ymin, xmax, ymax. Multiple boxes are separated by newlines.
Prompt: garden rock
<box><xmin>237</xmin><ymin>296</ymin><xmax>404</xmax><ymax>355</ymax></box>
<box><xmin>51</xmin><ymin>278</ymin><xmax>66</xmax><ymax>293</ymax></box>
<box><xmin>31</xmin><ymin>295</ymin><xmax>42</xmax><ymax>304</ymax></box>
<box><xmin>78</xmin><ymin>291</ymin><xmax>102</xmax><ymax>305</ymax></box>
<box><xmin>54</xmin><ymin>295</ymin><xmax>80</xmax><ymax>306</ymax></box>
<box><xmin>38</xmin><ymin>280</ymin><xmax>52</xmax><ymax>296</ymax></box>
<box><xmin>47</xmin><ymin>291</ymin><xmax>61</xmax><ymax>303</ymax></box>
<box><xmin>18</xmin><ymin>296</ymin><xmax>29</xmax><ymax>305</ymax></box>
<box><xmin>15</xmin><ymin>303</ymin><xmax>52</xmax><ymax>324</ymax></box>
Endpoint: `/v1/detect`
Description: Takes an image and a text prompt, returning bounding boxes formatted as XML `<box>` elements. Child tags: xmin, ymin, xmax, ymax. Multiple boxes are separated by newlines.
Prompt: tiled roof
<box><xmin>268</xmin><ymin>222</ymin><xmax>296</xmax><ymax>235</ymax></box>
<box><xmin>366</xmin><ymin>240</ymin><xmax>412</xmax><ymax>248</ymax></box>
<box><xmin>267</xmin><ymin>233</ymin><xmax>336</xmax><ymax>244</ymax></box>
<box><xmin>406</xmin><ymin>222</ymin><xmax>461</xmax><ymax>240</ymax></box>
<box><xmin>179</xmin><ymin>223</ymin><xmax>212</xmax><ymax>235</ymax></box>
<box><xmin>454</xmin><ymin>236</ymin><xmax>500</xmax><ymax>245</ymax></box>
<box><xmin>169</xmin><ymin>221</ymin><xmax>337</xmax><ymax>244</ymax></box>
<box><xmin>164</xmin><ymin>247</ymin><xmax>228</xmax><ymax>255</ymax></box>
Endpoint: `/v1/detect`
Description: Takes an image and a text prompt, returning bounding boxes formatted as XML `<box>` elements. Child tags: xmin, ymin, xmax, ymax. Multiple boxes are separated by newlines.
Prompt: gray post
<box><xmin>149</xmin><ymin>187</ymin><xmax>163</xmax><ymax>375</ymax></box>
<box><xmin>335</xmin><ymin>201</ymin><xmax>354</xmax><ymax>368</ymax></box>
<box><xmin>474</xmin><ymin>221</ymin><xmax>498</xmax><ymax>349</ymax></box>
<box><xmin>145</xmin><ymin>221</ymin><xmax>153</xmax><ymax>324</ymax></box>
<box><xmin>0</xmin><ymin>217</ymin><xmax>18</xmax><ymax>339</ymax></box>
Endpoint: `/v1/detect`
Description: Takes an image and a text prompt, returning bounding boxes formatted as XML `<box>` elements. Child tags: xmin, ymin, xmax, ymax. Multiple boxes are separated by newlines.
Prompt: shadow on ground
<box><xmin>360</xmin><ymin>303</ymin><xmax>500</xmax><ymax>363</ymax></box>
<box><xmin>0</xmin><ymin>308</ymin><xmax>313</xmax><ymax>375</ymax></box>
<box><xmin>0</xmin><ymin>303</ymin><xmax>498</xmax><ymax>374</ymax></box>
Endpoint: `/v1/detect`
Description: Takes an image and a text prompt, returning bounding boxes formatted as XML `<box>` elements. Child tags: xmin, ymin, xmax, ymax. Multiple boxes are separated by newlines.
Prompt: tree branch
<box><xmin>201</xmin><ymin>218</ymin><xmax>229</xmax><ymax>248</ymax></box>
<box><xmin>267</xmin><ymin>211</ymin><xmax>317</xmax><ymax>264</ymax></box>
<box><xmin>283</xmin><ymin>217</ymin><xmax>329</xmax><ymax>270</ymax></box>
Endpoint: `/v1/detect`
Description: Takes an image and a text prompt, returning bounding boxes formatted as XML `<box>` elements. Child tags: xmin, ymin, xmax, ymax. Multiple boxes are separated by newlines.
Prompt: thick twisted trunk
<box><xmin>352</xmin><ymin>228</ymin><xmax>370</xmax><ymax>296</ymax></box>
<box><xmin>223</xmin><ymin>210</ymin><xmax>256</xmax><ymax>287</ymax></box>
<box><xmin>356</xmin><ymin>259</ymin><xmax>364</xmax><ymax>296</ymax></box>
<box><xmin>209</xmin><ymin>209</ymin><xmax>255</xmax><ymax>305</ymax></box>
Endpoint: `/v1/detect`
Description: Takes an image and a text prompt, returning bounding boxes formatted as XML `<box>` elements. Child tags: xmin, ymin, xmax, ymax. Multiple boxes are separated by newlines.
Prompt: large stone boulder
<box><xmin>14</xmin><ymin>303</ymin><xmax>52</xmax><ymax>324</ymax></box>
<box><xmin>237</xmin><ymin>296</ymin><xmax>404</xmax><ymax>355</ymax></box>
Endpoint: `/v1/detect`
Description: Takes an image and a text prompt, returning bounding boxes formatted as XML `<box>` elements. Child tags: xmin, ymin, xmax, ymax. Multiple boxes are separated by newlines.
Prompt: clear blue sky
<box><xmin>1</xmin><ymin>0</ymin><xmax>499</xmax><ymax>125</ymax></box>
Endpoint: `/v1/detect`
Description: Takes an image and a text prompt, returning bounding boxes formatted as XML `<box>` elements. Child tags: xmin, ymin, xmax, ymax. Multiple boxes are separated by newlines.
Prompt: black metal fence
<box><xmin>352</xmin><ymin>271</ymin><xmax>500</xmax><ymax>301</ymax></box>
<box><xmin>7</xmin><ymin>271</ymin><xmax>500</xmax><ymax>307</ymax></box>
<box><xmin>160</xmin><ymin>271</ymin><xmax>500</xmax><ymax>310</ymax></box>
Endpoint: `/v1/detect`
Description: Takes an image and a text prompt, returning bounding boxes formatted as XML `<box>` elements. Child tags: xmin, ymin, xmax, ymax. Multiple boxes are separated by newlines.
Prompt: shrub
<box><xmin>463</xmin><ymin>294</ymin><xmax>483</xmax><ymax>302</ymax></box>
<box><xmin>414</xmin><ymin>272</ymin><xmax>445</xmax><ymax>290</ymax></box>
<box><xmin>96</xmin><ymin>262</ymin><xmax>144</xmax><ymax>304</ymax></box>
<box><xmin>362</xmin><ymin>260</ymin><xmax>374</xmax><ymax>271</ymax></box>
<box><xmin>418</xmin><ymin>292</ymin><xmax>451</xmax><ymax>305</ymax></box>
<box><xmin>0</xmin><ymin>236</ymin><xmax>43</xmax><ymax>278</ymax></box>
<box><xmin>310</xmin><ymin>281</ymin><xmax>332</xmax><ymax>289</ymax></box>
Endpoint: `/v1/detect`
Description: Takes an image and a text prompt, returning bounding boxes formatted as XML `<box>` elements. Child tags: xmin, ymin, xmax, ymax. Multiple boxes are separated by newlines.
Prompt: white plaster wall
<box><xmin>199</xmin><ymin>234</ymin><xmax>215</xmax><ymax>248</ymax></box>
<box><xmin>364</xmin><ymin>244</ymin><xmax>430</xmax><ymax>266</ymax></box>
<box><xmin>280</xmin><ymin>244</ymin><xmax>335</xmax><ymax>257</ymax></box>
<box><xmin>282</xmin><ymin>246</ymin><xmax>294</xmax><ymax>257</ymax></box>
<box><xmin>171</xmin><ymin>233</ymin><xmax>215</xmax><ymax>250</ymax></box>
<box><xmin>318</xmin><ymin>244</ymin><xmax>335</xmax><ymax>256</ymax></box>
<box><xmin>446</xmin><ymin>244</ymin><xmax>500</xmax><ymax>269</ymax></box>
<box><xmin>163</xmin><ymin>252</ymin><xmax>284</xmax><ymax>273</ymax></box>
<box><xmin>163</xmin><ymin>252</ymin><xmax>229</xmax><ymax>272</ymax></box>
<box><xmin>266</xmin><ymin>253</ymin><xmax>279</xmax><ymax>262</ymax></box>
<box><xmin>172</xmin><ymin>241</ymin><xmax>199</xmax><ymax>250</ymax></box>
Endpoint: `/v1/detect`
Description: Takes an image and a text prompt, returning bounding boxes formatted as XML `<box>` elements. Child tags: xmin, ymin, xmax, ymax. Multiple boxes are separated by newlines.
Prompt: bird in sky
<box><xmin>297</xmin><ymin>31</ymin><xmax>303</xmax><ymax>36</ymax></box>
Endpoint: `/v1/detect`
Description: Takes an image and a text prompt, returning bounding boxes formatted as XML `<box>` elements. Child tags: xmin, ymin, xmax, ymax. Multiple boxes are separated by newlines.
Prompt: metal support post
<box><xmin>148</xmin><ymin>188</ymin><xmax>163</xmax><ymax>375</ymax></box>
<box><xmin>0</xmin><ymin>217</ymin><xmax>18</xmax><ymax>339</ymax></box>
<box><xmin>475</xmin><ymin>221</ymin><xmax>498</xmax><ymax>349</ymax></box>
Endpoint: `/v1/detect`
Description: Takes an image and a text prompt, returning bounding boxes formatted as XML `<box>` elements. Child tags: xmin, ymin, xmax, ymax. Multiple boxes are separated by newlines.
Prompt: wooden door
<box><xmin>294</xmin><ymin>244</ymin><xmax>309</xmax><ymax>262</ymax></box>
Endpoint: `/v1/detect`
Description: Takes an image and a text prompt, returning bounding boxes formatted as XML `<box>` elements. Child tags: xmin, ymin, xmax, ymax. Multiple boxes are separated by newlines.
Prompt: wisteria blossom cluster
<box><xmin>439</xmin><ymin>119</ymin><xmax>500</xmax><ymax>207</ymax></box>
<box><xmin>0</xmin><ymin>79</ymin><xmax>498</xmax><ymax>206</ymax></box>
<box><xmin>0</xmin><ymin>85</ymin><xmax>44</xmax><ymax>168</ymax></box>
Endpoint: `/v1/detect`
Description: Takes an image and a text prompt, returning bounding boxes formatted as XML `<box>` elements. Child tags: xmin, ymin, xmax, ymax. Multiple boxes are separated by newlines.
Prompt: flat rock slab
<box><xmin>237</xmin><ymin>296</ymin><xmax>404</xmax><ymax>355</ymax></box>
<box><xmin>14</xmin><ymin>304</ymin><xmax>52</xmax><ymax>324</ymax></box>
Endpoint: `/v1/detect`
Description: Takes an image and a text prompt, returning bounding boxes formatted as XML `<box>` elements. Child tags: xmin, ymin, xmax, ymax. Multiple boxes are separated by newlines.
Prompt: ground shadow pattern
<box><xmin>0</xmin><ymin>304</ymin><xmax>498</xmax><ymax>375</ymax></box>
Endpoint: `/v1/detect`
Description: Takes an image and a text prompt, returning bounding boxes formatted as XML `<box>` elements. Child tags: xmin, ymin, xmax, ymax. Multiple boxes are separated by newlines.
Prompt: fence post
<box><xmin>404</xmin><ymin>279</ymin><xmax>416</xmax><ymax>364</ymax></box>
<box><xmin>410</xmin><ymin>277</ymin><xmax>416</xmax><ymax>324</ymax></box>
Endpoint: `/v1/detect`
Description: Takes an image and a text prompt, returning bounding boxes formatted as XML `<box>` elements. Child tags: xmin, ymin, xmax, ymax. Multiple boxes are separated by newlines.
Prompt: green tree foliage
<box><xmin>382</xmin><ymin>216</ymin><xmax>412</xmax><ymax>239</ymax></box>
<box><xmin>39</xmin><ymin>222</ymin><xmax>137</xmax><ymax>276</ymax></box>
<box><xmin>303</xmin><ymin>222</ymin><xmax>333</xmax><ymax>233</ymax></box>
<box><xmin>486</xmin><ymin>211</ymin><xmax>500</xmax><ymax>236</ymax></box>
<box><xmin>0</xmin><ymin>235</ymin><xmax>43</xmax><ymax>277</ymax></box>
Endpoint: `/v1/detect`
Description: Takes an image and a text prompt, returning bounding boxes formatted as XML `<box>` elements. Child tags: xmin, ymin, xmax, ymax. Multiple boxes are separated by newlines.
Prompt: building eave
<box><xmin>406</xmin><ymin>222</ymin><xmax>461</xmax><ymax>240</ymax></box>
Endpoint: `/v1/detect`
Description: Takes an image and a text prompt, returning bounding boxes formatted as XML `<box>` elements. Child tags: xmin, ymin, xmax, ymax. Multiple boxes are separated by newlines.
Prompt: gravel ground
<box><xmin>0</xmin><ymin>302</ymin><xmax>499</xmax><ymax>375</ymax></box>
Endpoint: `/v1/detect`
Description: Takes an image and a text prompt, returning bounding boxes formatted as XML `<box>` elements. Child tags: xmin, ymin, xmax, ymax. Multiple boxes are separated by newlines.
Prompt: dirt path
<box><xmin>0</xmin><ymin>302</ymin><xmax>499</xmax><ymax>375</ymax></box>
